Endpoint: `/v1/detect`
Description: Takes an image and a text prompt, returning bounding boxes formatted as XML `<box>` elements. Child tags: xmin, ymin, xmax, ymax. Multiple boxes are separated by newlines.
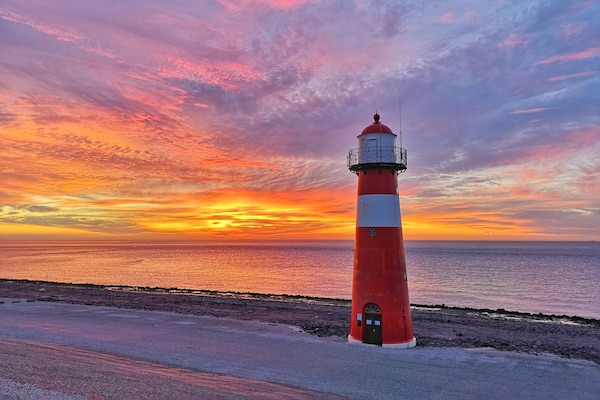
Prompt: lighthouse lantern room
<box><xmin>347</xmin><ymin>113</ymin><xmax>416</xmax><ymax>348</ymax></box>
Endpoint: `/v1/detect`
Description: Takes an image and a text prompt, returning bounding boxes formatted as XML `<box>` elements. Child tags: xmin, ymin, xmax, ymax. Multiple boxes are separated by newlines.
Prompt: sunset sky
<box><xmin>1</xmin><ymin>0</ymin><xmax>598</xmax><ymax>241</ymax></box>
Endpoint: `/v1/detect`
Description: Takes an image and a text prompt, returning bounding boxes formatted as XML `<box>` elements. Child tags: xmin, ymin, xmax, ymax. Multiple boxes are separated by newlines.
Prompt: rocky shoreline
<box><xmin>1</xmin><ymin>279</ymin><xmax>598</xmax><ymax>364</ymax></box>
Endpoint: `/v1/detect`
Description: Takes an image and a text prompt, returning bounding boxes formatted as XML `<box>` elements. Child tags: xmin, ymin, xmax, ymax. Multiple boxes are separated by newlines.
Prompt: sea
<box><xmin>0</xmin><ymin>240</ymin><xmax>598</xmax><ymax>319</ymax></box>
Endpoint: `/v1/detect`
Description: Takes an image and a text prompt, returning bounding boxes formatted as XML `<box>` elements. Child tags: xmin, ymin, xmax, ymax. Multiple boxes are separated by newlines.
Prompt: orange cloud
<box><xmin>1</xmin><ymin>113</ymin><xmax>356</xmax><ymax>239</ymax></box>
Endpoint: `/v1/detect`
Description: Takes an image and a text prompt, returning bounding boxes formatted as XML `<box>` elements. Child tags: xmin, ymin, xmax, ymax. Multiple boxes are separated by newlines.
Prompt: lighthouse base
<box><xmin>347</xmin><ymin>335</ymin><xmax>417</xmax><ymax>349</ymax></box>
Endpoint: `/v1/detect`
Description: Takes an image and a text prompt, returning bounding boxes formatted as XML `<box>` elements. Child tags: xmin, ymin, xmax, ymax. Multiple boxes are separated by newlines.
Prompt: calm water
<box><xmin>0</xmin><ymin>240</ymin><xmax>598</xmax><ymax>319</ymax></box>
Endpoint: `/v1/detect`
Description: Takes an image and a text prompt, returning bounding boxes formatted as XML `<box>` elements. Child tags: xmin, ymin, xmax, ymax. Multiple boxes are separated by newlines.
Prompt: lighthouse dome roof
<box><xmin>361</xmin><ymin>113</ymin><xmax>394</xmax><ymax>134</ymax></box>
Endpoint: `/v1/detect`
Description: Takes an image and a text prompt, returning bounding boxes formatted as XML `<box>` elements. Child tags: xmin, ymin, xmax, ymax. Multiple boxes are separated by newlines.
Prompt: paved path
<box><xmin>1</xmin><ymin>298</ymin><xmax>598</xmax><ymax>399</ymax></box>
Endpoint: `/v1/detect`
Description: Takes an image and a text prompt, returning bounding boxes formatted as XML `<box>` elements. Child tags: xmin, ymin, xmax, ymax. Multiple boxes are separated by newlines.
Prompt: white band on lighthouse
<box><xmin>356</xmin><ymin>194</ymin><xmax>401</xmax><ymax>227</ymax></box>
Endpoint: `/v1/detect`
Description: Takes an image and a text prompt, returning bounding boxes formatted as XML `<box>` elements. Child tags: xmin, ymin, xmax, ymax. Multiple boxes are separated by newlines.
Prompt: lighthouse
<box><xmin>346</xmin><ymin>113</ymin><xmax>416</xmax><ymax>348</ymax></box>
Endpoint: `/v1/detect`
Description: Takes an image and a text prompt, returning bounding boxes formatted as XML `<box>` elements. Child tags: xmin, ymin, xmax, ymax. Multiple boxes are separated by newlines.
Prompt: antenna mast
<box><xmin>398</xmin><ymin>98</ymin><xmax>403</xmax><ymax>150</ymax></box>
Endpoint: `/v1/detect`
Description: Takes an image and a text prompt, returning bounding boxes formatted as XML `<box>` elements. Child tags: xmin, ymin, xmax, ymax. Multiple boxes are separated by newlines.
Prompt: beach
<box><xmin>1</xmin><ymin>279</ymin><xmax>598</xmax><ymax>362</ymax></box>
<box><xmin>1</xmin><ymin>279</ymin><xmax>599</xmax><ymax>399</ymax></box>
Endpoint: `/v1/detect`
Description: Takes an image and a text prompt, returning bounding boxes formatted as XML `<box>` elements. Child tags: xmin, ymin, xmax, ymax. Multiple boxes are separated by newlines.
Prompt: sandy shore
<box><xmin>1</xmin><ymin>279</ymin><xmax>598</xmax><ymax>364</ymax></box>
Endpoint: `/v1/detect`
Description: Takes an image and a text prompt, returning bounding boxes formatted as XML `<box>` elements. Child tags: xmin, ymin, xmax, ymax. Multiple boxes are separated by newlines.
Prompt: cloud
<box><xmin>510</xmin><ymin>108</ymin><xmax>549</xmax><ymax>114</ymax></box>
<box><xmin>536</xmin><ymin>47</ymin><xmax>600</xmax><ymax>65</ymax></box>
<box><xmin>546</xmin><ymin>71</ymin><xmax>600</xmax><ymax>82</ymax></box>
<box><xmin>438</xmin><ymin>11</ymin><xmax>455</xmax><ymax>24</ymax></box>
<box><xmin>500</xmin><ymin>34</ymin><xmax>529</xmax><ymax>47</ymax></box>
<box><xmin>561</xmin><ymin>22</ymin><xmax>587</xmax><ymax>37</ymax></box>
<box><xmin>0</xmin><ymin>0</ymin><xmax>599</xmax><ymax>240</ymax></box>
<box><xmin>25</xmin><ymin>205</ymin><xmax>59</xmax><ymax>213</ymax></box>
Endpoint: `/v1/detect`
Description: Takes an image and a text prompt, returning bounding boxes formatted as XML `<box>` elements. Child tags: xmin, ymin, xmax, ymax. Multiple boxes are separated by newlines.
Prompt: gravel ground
<box><xmin>1</xmin><ymin>279</ymin><xmax>598</xmax><ymax>364</ymax></box>
<box><xmin>1</xmin><ymin>280</ymin><xmax>599</xmax><ymax>400</ymax></box>
<box><xmin>0</xmin><ymin>377</ymin><xmax>86</xmax><ymax>400</ymax></box>
<box><xmin>0</xmin><ymin>340</ymin><xmax>344</xmax><ymax>399</ymax></box>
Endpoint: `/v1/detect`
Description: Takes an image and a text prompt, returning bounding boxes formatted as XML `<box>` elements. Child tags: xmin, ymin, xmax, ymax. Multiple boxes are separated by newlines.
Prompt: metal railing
<box><xmin>347</xmin><ymin>146</ymin><xmax>407</xmax><ymax>173</ymax></box>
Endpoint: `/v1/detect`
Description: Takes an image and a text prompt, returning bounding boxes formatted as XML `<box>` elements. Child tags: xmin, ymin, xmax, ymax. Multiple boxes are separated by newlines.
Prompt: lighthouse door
<box><xmin>363</xmin><ymin>303</ymin><xmax>382</xmax><ymax>346</ymax></box>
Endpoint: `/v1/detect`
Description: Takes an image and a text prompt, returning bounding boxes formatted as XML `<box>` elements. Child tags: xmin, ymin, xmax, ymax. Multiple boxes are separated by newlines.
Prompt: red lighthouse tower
<box><xmin>347</xmin><ymin>113</ymin><xmax>416</xmax><ymax>348</ymax></box>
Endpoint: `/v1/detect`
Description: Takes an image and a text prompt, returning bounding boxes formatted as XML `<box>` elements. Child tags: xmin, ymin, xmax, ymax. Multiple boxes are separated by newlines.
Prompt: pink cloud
<box><xmin>0</xmin><ymin>9</ymin><xmax>83</xmax><ymax>43</ymax></box>
<box><xmin>546</xmin><ymin>71</ymin><xmax>600</xmax><ymax>82</ymax></box>
<box><xmin>438</xmin><ymin>11</ymin><xmax>455</xmax><ymax>24</ymax></box>
<box><xmin>500</xmin><ymin>34</ymin><xmax>529</xmax><ymax>47</ymax></box>
<box><xmin>220</xmin><ymin>0</ymin><xmax>315</xmax><ymax>11</ymax></box>
<box><xmin>159</xmin><ymin>57</ymin><xmax>264</xmax><ymax>91</ymax></box>
<box><xmin>264</xmin><ymin>0</ymin><xmax>315</xmax><ymax>9</ymax></box>
<box><xmin>510</xmin><ymin>108</ymin><xmax>548</xmax><ymax>115</ymax></box>
<box><xmin>463</xmin><ymin>10</ymin><xmax>476</xmax><ymax>20</ymax></box>
<box><xmin>536</xmin><ymin>47</ymin><xmax>600</xmax><ymax>64</ymax></box>
<box><xmin>561</xmin><ymin>22</ymin><xmax>587</xmax><ymax>37</ymax></box>
<box><xmin>0</xmin><ymin>8</ymin><xmax>123</xmax><ymax>62</ymax></box>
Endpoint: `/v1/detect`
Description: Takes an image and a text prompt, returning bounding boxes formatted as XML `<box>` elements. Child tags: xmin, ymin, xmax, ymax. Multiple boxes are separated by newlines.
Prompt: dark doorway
<box><xmin>363</xmin><ymin>303</ymin><xmax>382</xmax><ymax>345</ymax></box>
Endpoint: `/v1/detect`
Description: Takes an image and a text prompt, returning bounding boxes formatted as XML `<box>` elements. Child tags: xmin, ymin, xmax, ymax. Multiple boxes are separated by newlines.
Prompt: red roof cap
<box><xmin>361</xmin><ymin>113</ymin><xmax>394</xmax><ymax>134</ymax></box>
